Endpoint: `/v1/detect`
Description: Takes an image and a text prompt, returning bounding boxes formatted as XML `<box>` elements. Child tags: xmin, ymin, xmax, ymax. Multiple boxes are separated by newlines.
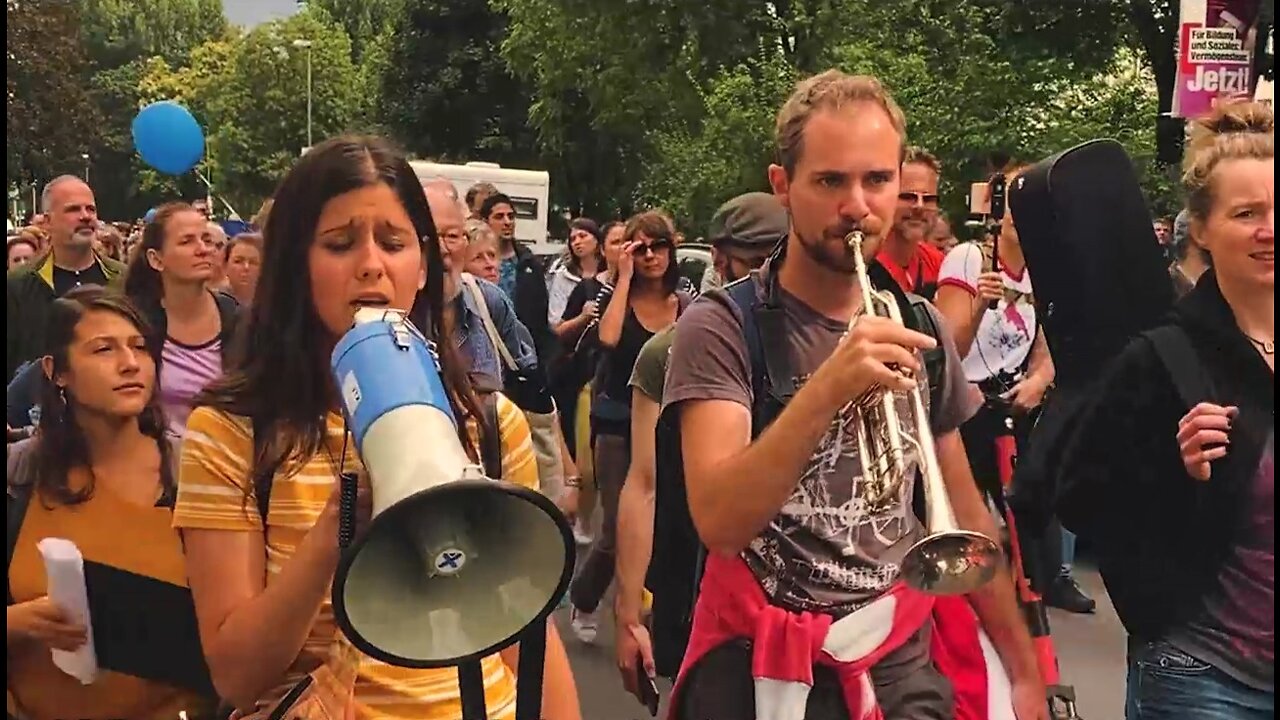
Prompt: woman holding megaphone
<box><xmin>171</xmin><ymin>136</ymin><xmax>581</xmax><ymax>719</ymax></box>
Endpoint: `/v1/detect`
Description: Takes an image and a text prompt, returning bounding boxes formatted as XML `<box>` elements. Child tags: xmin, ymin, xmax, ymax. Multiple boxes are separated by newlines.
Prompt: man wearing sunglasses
<box><xmin>877</xmin><ymin>146</ymin><xmax>946</xmax><ymax>299</ymax></box>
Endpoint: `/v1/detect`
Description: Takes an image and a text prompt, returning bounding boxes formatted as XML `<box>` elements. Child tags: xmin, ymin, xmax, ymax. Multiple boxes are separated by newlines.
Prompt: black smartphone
<box><xmin>988</xmin><ymin>172</ymin><xmax>1007</xmax><ymax>310</ymax></box>
<box><xmin>636</xmin><ymin>660</ymin><xmax>660</xmax><ymax>717</ymax></box>
<box><xmin>989</xmin><ymin>172</ymin><xmax>1008</xmax><ymax>221</ymax></box>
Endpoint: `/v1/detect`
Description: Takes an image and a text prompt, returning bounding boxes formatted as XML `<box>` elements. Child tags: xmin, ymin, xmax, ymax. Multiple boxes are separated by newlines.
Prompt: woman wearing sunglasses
<box><xmin>566</xmin><ymin>210</ymin><xmax>692</xmax><ymax>644</ymax></box>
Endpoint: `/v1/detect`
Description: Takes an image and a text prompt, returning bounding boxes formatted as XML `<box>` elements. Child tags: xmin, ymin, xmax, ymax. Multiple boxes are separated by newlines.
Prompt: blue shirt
<box><xmin>498</xmin><ymin>256</ymin><xmax>520</xmax><ymax>301</ymax></box>
<box><xmin>452</xmin><ymin>274</ymin><xmax>538</xmax><ymax>387</ymax></box>
<box><xmin>7</xmin><ymin>360</ymin><xmax>43</xmax><ymax>432</ymax></box>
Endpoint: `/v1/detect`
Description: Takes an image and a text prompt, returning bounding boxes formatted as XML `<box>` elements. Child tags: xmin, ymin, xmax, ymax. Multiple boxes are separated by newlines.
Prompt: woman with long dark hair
<box><xmin>567</xmin><ymin>210</ymin><xmax>690</xmax><ymax>643</ymax></box>
<box><xmin>171</xmin><ymin>135</ymin><xmax>580</xmax><ymax>719</ymax></box>
<box><xmin>6</xmin><ymin>286</ymin><xmax>217</xmax><ymax>719</ymax></box>
<box><xmin>1059</xmin><ymin>100</ymin><xmax>1274</xmax><ymax>718</ymax></box>
<box><xmin>553</xmin><ymin>221</ymin><xmax>625</xmax><ymax>542</ymax></box>
<box><xmin>123</xmin><ymin>203</ymin><xmax>240</xmax><ymax>439</ymax></box>
<box><xmin>547</xmin><ymin>219</ymin><xmax>604</xmax><ymax>327</ymax></box>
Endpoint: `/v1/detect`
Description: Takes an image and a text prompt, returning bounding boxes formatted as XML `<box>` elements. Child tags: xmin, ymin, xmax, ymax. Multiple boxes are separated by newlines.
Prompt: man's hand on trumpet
<box><xmin>814</xmin><ymin>316</ymin><xmax>938</xmax><ymax>402</ymax></box>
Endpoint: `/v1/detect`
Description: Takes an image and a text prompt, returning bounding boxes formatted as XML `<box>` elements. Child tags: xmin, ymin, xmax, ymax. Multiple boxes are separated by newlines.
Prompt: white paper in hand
<box><xmin>36</xmin><ymin>538</ymin><xmax>98</xmax><ymax>684</ymax></box>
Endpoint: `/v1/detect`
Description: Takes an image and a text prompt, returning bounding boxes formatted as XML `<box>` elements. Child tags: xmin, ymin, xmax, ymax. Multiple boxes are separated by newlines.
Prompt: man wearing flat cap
<box><xmin>699</xmin><ymin>192</ymin><xmax>788</xmax><ymax>293</ymax></box>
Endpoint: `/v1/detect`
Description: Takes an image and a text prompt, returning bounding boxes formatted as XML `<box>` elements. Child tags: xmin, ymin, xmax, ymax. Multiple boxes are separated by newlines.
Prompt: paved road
<box><xmin>552</xmin><ymin>566</ymin><xmax>1126</xmax><ymax>720</ymax></box>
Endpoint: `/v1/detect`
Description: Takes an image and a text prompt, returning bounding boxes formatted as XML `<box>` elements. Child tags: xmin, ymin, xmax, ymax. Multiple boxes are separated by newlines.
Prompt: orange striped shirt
<box><xmin>173</xmin><ymin>395</ymin><xmax>538</xmax><ymax>719</ymax></box>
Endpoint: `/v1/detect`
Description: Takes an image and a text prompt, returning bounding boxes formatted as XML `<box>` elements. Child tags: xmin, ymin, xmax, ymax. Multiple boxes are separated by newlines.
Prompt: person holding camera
<box><xmin>934</xmin><ymin>164</ymin><xmax>1094</xmax><ymax>614</ymax></box>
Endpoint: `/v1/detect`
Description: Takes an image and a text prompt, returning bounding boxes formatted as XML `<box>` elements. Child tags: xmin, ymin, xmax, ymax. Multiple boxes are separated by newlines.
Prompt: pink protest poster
<box><xmin>1173</xmin><ymin>0</ymin><xmax>1262</xmax><ymax>118</ymax></box>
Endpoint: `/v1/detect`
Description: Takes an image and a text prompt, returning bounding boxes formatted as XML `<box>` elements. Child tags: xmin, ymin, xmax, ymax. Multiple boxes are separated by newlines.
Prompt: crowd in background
<box><xmin>3</xmin><ymin>72</ymin><xmax>1273</xmax><ymax>720</ymax></box>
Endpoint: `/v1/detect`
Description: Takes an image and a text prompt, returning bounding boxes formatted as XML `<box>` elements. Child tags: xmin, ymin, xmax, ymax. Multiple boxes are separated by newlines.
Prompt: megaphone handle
<box><xmin>514</xmin><ymin>622</ymin><xmax>547</xmax><ymax>720</ymax></box>
<box><xmin>338</xmin><ymin>472</ymin><xmax>359</xmax><ymax>549</ymax></box>
<box><xmin>458</xmin><ymin>660</ymin><xmax>488</xmax><ymax>720</ymax></box>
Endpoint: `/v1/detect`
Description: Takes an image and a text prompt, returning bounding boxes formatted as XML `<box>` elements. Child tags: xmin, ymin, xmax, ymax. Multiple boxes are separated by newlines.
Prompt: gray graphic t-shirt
<box><xmin>662</xmin><ymin>271</ymin><xmax>979</xmax><ymax>615</ymax></box>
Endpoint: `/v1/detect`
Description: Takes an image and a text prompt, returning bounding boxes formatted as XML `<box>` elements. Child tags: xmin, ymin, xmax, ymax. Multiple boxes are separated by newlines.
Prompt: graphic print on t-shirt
<box><xmin>938</xmin><ymin>242</ymin><xmax>1037</xmax><ymax>383</ymax></box>
<box><xmin>747</xmin><ymin>366</ymin><xmax>930</xmax><ymax>609</ymax></box>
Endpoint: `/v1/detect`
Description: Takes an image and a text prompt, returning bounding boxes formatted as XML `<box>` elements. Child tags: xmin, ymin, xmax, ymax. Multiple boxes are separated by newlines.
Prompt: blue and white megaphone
<box><xmin>328</xmin><ymin>308</ymin><xmax>574</xmax><ymax>669</ymax></box>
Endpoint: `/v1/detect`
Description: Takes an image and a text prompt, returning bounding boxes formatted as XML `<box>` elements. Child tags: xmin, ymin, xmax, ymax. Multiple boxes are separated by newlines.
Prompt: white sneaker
<box><xmin>570</xmin><ymin>608</ymin><xmax>598</xmax><ymax>644</ymax></box>
<box><xmin>573</xmin><ymin>521</ymin><xmax>594</xmax><ymax>546</ymax></box>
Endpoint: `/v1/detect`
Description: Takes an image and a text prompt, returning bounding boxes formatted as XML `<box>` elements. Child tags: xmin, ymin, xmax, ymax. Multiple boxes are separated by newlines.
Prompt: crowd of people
<box><xmin>4</xmin><ymin>67</ymin><xmax>1273</xmax><ymax>720</ymax></box>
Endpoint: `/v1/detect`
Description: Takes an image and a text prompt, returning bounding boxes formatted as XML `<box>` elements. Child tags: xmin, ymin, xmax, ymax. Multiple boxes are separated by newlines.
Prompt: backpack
<box><xmin>647</xmin><ymin>265</ymin><xmax>947</xmax><ymax>679</ymax></box>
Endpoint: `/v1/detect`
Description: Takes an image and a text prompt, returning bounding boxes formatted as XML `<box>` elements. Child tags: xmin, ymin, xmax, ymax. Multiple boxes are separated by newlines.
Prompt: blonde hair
<box><xmin>251</xmin><ymin>197</ymin><xmax>274</xmax><ymax>230</ymax></box>
<box><xmin>775</xmin><ymin>70</ymin><xmax>908</xmax><ymax>176</ymax></box>
<box><xmin>464</xmin><ymin>219</ymin><xmax>498</xmax><ymax>247</ymax></box>
<box><xmin>1182</xmin><ymin>100</ymin><xmax>1274</xmax><ymax>222</ymax></box>
<box><xmin>904</xmin><ymin>146</ymin><xmax>942</xmax><ymax>176</ymax></box>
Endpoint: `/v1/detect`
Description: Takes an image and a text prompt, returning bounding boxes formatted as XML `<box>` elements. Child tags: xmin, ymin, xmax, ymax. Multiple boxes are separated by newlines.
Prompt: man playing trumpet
<box><xmin>661</xmin><ymin>70</ymin><xmax>1047</xmax><ymax>719</ymax></box>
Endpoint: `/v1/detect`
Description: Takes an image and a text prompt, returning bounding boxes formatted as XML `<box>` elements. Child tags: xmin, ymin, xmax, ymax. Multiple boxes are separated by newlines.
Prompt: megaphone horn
<box><xmin>329</xmin><ymin>308</ymin><xmax>574</xmax><ymax>669</ymax></box>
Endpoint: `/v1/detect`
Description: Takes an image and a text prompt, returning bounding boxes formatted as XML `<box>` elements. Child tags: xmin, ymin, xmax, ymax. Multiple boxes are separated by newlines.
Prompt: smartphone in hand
<box><xmin>635</xmin><ymin>657</ymin><xmax>659</xmax><ymax>717</ymax></box>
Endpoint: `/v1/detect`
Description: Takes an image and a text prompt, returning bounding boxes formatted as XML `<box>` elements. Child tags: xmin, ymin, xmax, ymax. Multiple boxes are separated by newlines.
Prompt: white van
<box><xmin>410</xmin><ymin>161</ymin><xmax>560</xmax><ymax>256</ymax></box>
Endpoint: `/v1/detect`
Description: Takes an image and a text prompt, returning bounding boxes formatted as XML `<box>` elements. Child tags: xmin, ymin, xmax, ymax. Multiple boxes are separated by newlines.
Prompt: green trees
<box><xmin>5</xmin><ymin>0</ymin><xmax>1218</xmax><ymax>226</ymax></box>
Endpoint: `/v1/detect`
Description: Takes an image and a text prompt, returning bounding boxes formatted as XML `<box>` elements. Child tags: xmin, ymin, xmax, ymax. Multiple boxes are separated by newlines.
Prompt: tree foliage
<box><xmin>7</xmin><ymin>0</ymin><xmax>1229</xmax><ymax>229</ymax></box>
<box><xmin>499</xmin><ymin>0</ymin><xmax>1146</xmax><ymax>230</ymax></box>
<box><xmin>78</xmin><ymin>0</ymin><xmax>228</xmax><ymax>72</ymax></box>
<box><xmin>379</xmin><ymin>0</ymin><xmax>539</xmax><ymax>172</ymax></box>
<box><xmin>7</xmin><ymin>0</ymin><xmax>103</xmax><ymax>192</ymax></box>
<box><xmin>210</xmin><ymin>11</ymin><xmax>362</xmax><ymax>213</ymax></box>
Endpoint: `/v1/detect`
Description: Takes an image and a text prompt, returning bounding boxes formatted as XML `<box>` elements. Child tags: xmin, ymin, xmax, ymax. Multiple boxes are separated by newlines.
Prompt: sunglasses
<box><xmin>898</xmin><ymin>191</ymin><xmax>940</xmax><ymax>207</ymax></box>
<box><xmin>632</xmin><ymin>239</ymin><xmax>673</xmax><ymax>256</ymax></box>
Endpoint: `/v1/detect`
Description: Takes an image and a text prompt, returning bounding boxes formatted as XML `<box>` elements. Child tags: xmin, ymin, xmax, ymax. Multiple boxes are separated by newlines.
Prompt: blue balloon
<box><xmin>143</xmin><ymin>208</ymin><xmax>158</xmax><ymax>224</ymax></box>
<box><xmin>132</xmin><ymin>101</ymin><xmax>205</xmax><ymax>175</ymax></box>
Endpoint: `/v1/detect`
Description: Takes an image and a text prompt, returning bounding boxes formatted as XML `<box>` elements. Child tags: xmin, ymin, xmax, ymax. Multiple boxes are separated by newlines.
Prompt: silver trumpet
<box><xmin>846</xmin><ymin>230</ymin><xmax>1002</xmax><ymax>596</ymax></box>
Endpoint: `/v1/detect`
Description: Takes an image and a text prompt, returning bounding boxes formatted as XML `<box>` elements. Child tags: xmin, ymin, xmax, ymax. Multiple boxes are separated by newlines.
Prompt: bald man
<box><xmin>424</xmin><ymin>176</ymin><xmax>459</xmax><ymax>203</ymax></box>
<box><xmin>7</xmin><ymin>176</ymin><xmax>126</xmax><ymax>380</ymax></box>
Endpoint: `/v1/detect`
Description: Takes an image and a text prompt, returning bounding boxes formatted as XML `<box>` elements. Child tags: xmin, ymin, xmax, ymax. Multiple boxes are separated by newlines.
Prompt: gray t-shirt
<box><xmin>662</xmin><ymin>270</ymin><xmax>979</xmax><ymax>615</ymax></box>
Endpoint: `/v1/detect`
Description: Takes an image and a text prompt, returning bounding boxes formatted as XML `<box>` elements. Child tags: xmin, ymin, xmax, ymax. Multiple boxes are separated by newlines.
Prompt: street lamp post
<box><xmin>82</xmin><ymin>154</ymin><xmax>90</xmax><ymax>185</ymax></box>
<box><xmin>293</xmin><ymin>39</ymin><xmax>314</xmax><ymax>150</ymax></box>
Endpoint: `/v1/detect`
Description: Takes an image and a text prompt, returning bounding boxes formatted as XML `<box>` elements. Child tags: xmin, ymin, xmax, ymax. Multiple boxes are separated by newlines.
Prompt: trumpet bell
<box><xmin>900</xmin><ymin>530</ymin><xmax>1002</xmax><ymax>596</ymax></box>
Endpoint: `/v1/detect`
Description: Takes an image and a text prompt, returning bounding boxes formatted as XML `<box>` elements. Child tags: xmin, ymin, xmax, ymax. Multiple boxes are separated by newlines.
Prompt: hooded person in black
<box><xmin>1057</xmin><ymin>100</ymin><xmax>1274</xmax><ymax>718</ymax></box>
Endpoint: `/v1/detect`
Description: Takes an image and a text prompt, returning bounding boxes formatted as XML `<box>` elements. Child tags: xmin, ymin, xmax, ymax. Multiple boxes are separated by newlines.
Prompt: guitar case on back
<box><xmin>1005</xmin><ymin>139</ymin><xmax>1176</xmax><ymax>526</ymax></box>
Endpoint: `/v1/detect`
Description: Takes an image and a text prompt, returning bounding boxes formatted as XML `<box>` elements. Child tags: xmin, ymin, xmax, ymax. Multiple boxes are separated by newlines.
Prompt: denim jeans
<box><xmin>1059</xmin><ymin>527</ymin><xmax>1076</xmax><ymax>576</ymax></box>
<box><xmin>1127</xmin><ymin>639</ymin><xmax>1274</xmax><ymax>720</ymax></box>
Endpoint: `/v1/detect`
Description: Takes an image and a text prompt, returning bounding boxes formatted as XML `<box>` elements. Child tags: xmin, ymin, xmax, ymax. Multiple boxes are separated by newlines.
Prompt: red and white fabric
<box><xmin>668</xmin><ymin>554</ymin><xmax>1015</xmax><ymax>719</ymax></box>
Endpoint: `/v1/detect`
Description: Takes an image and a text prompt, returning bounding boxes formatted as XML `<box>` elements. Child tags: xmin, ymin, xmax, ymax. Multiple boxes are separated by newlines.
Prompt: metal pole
<box><xmin>306</xmin><ymin>47</ymin><xmax>314</xmax><ymax>149</ymax></box>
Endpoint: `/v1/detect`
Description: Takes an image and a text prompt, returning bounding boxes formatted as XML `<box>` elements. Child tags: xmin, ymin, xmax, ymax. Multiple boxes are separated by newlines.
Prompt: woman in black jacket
<box><xmin>1058</xmin><ymin>100</ymin><xmax>1273</xmax><ymax>718</ymax></box>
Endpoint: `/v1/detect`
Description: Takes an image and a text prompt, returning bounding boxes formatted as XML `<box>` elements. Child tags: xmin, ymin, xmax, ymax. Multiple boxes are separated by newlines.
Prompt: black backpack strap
<box><xmin>722</xmin><ymin>279</ymin><xmax>769</xmax><ymax>421</ymax></box>
<box><xmin>1143</xmin><ymin>325</ymin><xmax>1211</xmax><ymax>409</ymax></box>
<box><xmin>213</xmin><ymin>291</ymin><xmax>242</xmax><ymax>364</ymax></box>
<box><xmin>904</xmin><ymin>293</ymin><xmax>947</xmax><ymax>413</ymax></box>
<box><xmin>723</xmin><ymin>276</ymin><xmax>794</xmax><ymax>427</ymax></box>
<box><xmin>7</xmin><ymin>439</ymin><xmax>38</xmax><ymax>605</ymax></box>
<box><xmin>479</xmin><ymin>393</ymin><xmax>504</xmax><ymax>480</ymax></box>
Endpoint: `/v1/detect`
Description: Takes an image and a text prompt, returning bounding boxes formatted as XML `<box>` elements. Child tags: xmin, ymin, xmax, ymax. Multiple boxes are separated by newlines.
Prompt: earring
<box><xmin>58</xmin><ymin>386</ymin><xmax>68</xmax><ymax>407</ymax></box>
